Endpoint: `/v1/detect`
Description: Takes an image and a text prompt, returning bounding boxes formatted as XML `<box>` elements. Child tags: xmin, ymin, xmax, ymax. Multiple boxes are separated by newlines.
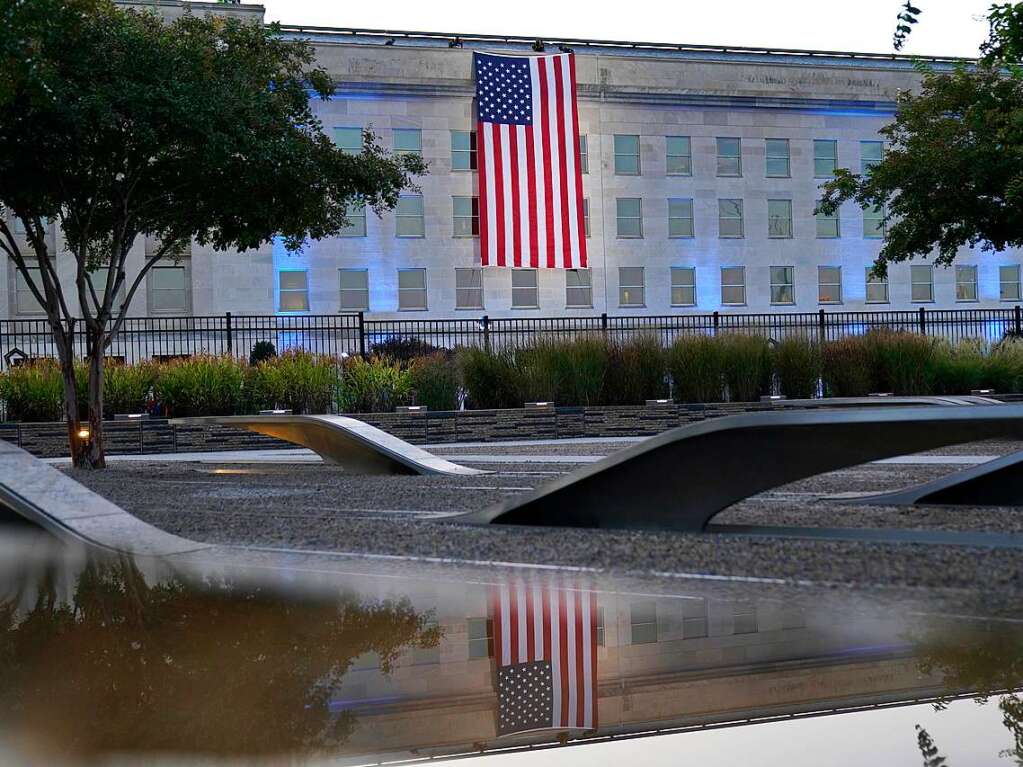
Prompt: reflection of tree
<box><xmin>914</xmin><ymin>622</ymin><xmax>1023</xmax><ymax>765</ymax></box>
<box><xmin>0</xmin><ymin>556</ymin><xmax>440</xmax><ymax>761</ymax></box>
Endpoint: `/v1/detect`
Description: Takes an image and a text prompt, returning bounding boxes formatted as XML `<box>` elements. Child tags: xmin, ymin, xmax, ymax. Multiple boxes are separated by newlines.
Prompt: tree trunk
<box><xmin>52</xmin><ymin>322</ymin><xmax>90</xmax><ymax>469</ymax></box>
<box><xmin>84</xmin><ymin>331</ymin><xmax>107</xmax><ymax>469</ymax></box>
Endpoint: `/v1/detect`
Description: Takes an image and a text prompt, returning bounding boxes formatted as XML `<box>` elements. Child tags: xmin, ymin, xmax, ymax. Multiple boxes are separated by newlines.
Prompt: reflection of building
<box><xmin>333</xmin><ymin>584</ymin><xmax>944</xmax><ymax>762</ymax></box>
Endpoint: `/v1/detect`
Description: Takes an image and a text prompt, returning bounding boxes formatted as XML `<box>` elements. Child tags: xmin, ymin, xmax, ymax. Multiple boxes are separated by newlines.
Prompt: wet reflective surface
<box><xmin>1</xmin><ymin>530</ymin><xmax>1022</xmax><ymax>766</ymax></box>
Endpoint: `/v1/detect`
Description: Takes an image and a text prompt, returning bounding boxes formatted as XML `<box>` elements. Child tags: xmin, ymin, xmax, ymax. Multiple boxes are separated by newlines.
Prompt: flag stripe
<box><xmin>525</xmin><ymin>125</ymin><xmax>539</xmax><ymax>268</ymax></box>
<box><xmin>568</xmin><ymin>55</ymin><xmax>588</xmax><ymax>268</ymax></box>
<box><xmin>535</xmin><ymin>58</ymin><xmax>556</xmax><ymax>268</ymax></box>
<box><xmin>552</xmin><ymin>59</ymin><xmax>572</xmax><ymax>269</ymax></box>
<box><xmin>477</xmin><ymin>121</ymin><xmax>492</xmax><ymax>266</ymax></box>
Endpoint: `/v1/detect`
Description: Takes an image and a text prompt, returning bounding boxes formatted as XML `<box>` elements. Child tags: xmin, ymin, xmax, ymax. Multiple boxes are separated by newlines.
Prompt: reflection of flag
<box><xmin>492</xmin><ymin>583</ymin><xmax>597</xmax><ymax>735</ymax></box>
<box><xmin>474</xmin><ymin>52</ymin><xmax>588</xmax><ymax>269</ymax></box>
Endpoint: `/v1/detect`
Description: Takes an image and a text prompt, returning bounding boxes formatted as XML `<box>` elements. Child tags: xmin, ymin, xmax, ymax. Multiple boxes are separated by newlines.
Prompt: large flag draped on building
<box><xmin>474</xmin><ymin>52</ymin><xmax>588</xmax><ymax>270</ymax></box>
<box><xmin>491</xmin><ymin>581</ymin><xmax>598</xmax><ymax>736</ymax></box>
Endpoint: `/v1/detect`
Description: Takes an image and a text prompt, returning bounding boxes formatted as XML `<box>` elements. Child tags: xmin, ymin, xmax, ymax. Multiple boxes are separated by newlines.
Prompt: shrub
<box><xmin>336</xmin><ymin>356</ymin><xmax>412</xmax><ymax>413</ymax></box>
<box><xmin>371</xmin><ymin>336</ymin><xmax>443</xmax><ymax>364</ymax></box>
<box><xmin>153</xmin><ymin>355</ymin><xmax>246</xmax><ymax>417</ymax></box>
<box><xmin>0</xmin><ymin>359</ymin><xmax>65</xmax><ymax>422</ymax></box>
<box><xmin>409</xmin><ymin>353</ymin><xmax>460</xmax><ymax>411</ymax></box>
<box><xmin>515</xmin><ymin>337</ymin><xmax>564</xmax><ymax>403</ymax></box>
<box><xmin>821</xmin><ymin>336</ymin><xmax>875</xmax><ymax>397</ymax></box>
<box><xmin>103</xmin><ymin>360</ymin><xmax>157</xmax><ymax>417</ymax></box>
<box><xmin>667</xmin><ymin>335</ymin><xmax>723</xmax><ymax>403</ymax></box>
<box><xmin>772</xmin><ymin>335</ymin><xmax>821</xmax><ymax>399</ymax></box>
<box><xmin>718</xmin><ymin>333</ymin><xmax>771</xmax><ymax>402</ymax></box>
<box><xmin>604</xmin><ymin>334</ymin><xmax>666</xmax><ymax>405</ymax></box>
<box><xmin>249</xmin><ymin>341</ymin><xmax>277</xmax><ymax>366</ymax></box>
<box><xmin>986</xmin><ymin>337</ymin><xmax>1023</xmax><ymax>393</ymax></box>
<box><xmin>457</xmin><ymin>346</ymin><xmax>523</xmax><ymax>410</ymax></box>
<box><xmin>931</xmin><ymin>339</ymin><xmax>987</xmax><ymax>395</ymax></box>
<box><xmin>564</xmin><ymin>337</ymin><xmax>610</xmax><ymax>405</ymax></box>
<box><xmin>866</xmin><ymin>329</ymin><xmax>937</xmax><ymax>395</ymax></box>
<box><xmin>248</xmin><ymin>351</ymin><xmax>339</xmax><ymax>414</ymax></box>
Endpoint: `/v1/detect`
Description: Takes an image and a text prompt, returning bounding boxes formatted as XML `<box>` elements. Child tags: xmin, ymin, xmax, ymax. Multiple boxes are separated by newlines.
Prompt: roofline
<box><xmin>275</xmin><ymin>24</ymin><xmax>972</xmax><ymax>64</ymax></box>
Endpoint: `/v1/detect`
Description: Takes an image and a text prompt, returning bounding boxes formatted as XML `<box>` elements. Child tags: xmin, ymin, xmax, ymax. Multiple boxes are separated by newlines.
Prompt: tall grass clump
<box><xmin>772</xmin><ymin>335</ymin><xmax>821</xmax><ymax>399</ymax></box>
<box><xmin>0</xmin><ymin>359</ymin><xmax>65</xmax><ymax>421</ymax></box>
<box><xmin>866</xmin><ymin>329</ymin><xmax>937</xmax><ymax>395</ymax></box>
<box><xmin>249</xmin><ymin>351</ymin><xmax>340</xmax><ymax>414</ymax></box>
<box><xmin>457</xmin><ymin>347</ymin><xmax>523</xmax><ymax>410</ymax></box>
<box><xmin>604</xmin><ymin>335</ymin><xmax>666</xmax><ymax>405</ymax></box>
<box><xmin>336</xmin><ymin>356</ymin><xmax>412</xmax><ymax>413</ymax></box>
<box><xmin>409</xmin><ymin>352</ymin><xmax>460</xmax><ymax>411</ymax></box>
<box><xmin>931</xmin><ymin>339</ymin><xmax>987</xmax><ymax>395</ymax></box>
<box><xmin>821</xmin><ymin>335</ymin><xmax>875</xmax><ymax>396</ymax></box>
<box><xmin>718</xmin><ymin>333</ymin><xmax>771</xmax><ymax>402</ymax></box>
<box><xmin>515</xmin><ymin>336</ymin><xmax>609</xmax><ymax>405</ymax></box>
<box><xmin>103</xmin><ymin>360</ymin><xmax>157</xmax><ymax>417</ymax></box>
<box><xmin>667</xmin><ymin>335</ymin><xmax>723</xmax><ymax>403</ymax></box>
<box><xmin>153</xmin><ymin>355</ymin><xmax>246</xmax><ymax>417</ymax></box>
<box><xmin>986</xmin><ymin>337</ymin><xmax>1023</xmax><ymax>393</ymax></box>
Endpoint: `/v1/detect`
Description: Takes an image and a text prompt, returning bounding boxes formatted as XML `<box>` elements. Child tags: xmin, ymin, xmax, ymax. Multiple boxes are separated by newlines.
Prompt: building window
<box><xmin>339</xmin><ymin>269</ymin><xmax>369</xmax><ymax>311</ymax></box>
<box><xmin>682</xmin><ymin>599</ymin><xmax>708</xmax><ymax>639</ymax></box>
<box><xmin>613</xmin><ymin>134</ymin><xmax>640</xmax><ymax>175</ymax></box>
<box><xmin>341</xmin><ymin>202</ymin><xmax>367</xmax><ymax>237</ymax></box>
<box><xmin>770</xmin><ymin>266</ymin><xmax>795</xmax><ymax>305</ymax></box>
<box><xmin>619</xmin><ymin>266</ymin><xmax>645</xmax><ymax>307</ymax></box>
<box><xmin>511</xmin><ymin>268</ymin><xmax>539</xmax><ymax>308</ymax></box>
<box><xmin>393</xmin><ymin>128</ymin><xmax>422</xmax><ymax>157</ymax></box>
<box><xmin>566</xmin><ymin>268</ymin><xmax>592</xmax><ymax>307</ymax></box>
<box><xmin>861</xmin><ymin>140</ymin><xmax>884</xmax><ymax>174</ymax></box>
<box><xmin>467</xmin><ymin>618</ymin><xmax>493</xmax><ymax>659</ymax></box>
<box><xmin>733</xmin><ymin>602</ymin><xmax>758</xmax><ymax>635</ymax></box>
<box><xmin>818</xmin><ymin>266</ymin><xmax>842</xmax><ymax>304</ymax></box>
<box><xmin>911</xmin><ymin>264</ymin><xmax>934</xmax><ymax>302</ymax></box>
<box><xmin>578</xmin><ymin>134</ymin><xmax>588</xmax><ymax>174</ymax></box>
<box><xmin>451</xmin><ymin>130</ymin><xmax>477</xmax><ymax>171</ymax></box>
<box><xmin>765</xmin><ymin>138</ymin><xmax>791</xmax><ymax>177</ymax></box>
<box><xmin>1000</xmin><ymin>265</ymin><xmax>1021</xmax><ymax>301</ymax></box>
<box><xmin>718</xmin><ymin>199</ymin><xmax>744</xmax><ymax>238</ymax></box>
<box><xmin>955</xmin><ymin>265</ymin><xmax>978</xmax><ymax>302</ymax></box>
<box><xmin>396</xmin><ymin>195</ymin><xmax>425</xmax><ymax>238</ymax></box>
<box><xmin>668</xmin><ymin>198</ymin><xmax>694</xmax><ymax>238</ymax></box>
<box><xmin>14</xmin><ymin>266</ymin><xmax>44</xmax><ymax>315</ymax></box>
<box><xmin>666</xmin><ymin>135</ymin><xmax>692</xmax><ymax>175</ymax></box>
<box><xmin>616</xmin><ymin>197</ymin><xmax>642</xmax><ymax>238</ymax></box>
<box><xmin>767</xmin><ymin>199</ymin><xmax>793</xmax><ymax>238</ymax></box>
<box><xmin>277</xmin><ymin>270</ymin><xmax>309</xmax><ymax>312</ymax></box>
<box><xmin>863</xmin><ymin>205</ymin><xmax>885</xmax><ymax>239</ymax></box>
<box><xmin>148</xmin><ymin>263</ymin><xmax>190</xmax><ymax>314</ymax></box>
<box><xmin>334</xmin><ymin>127</ymin><xmax>363</xmax><ymax>154</ymax></box>
<box><xmin>721</xmin><ymin>266</ymin><xmax>746</xmax><ymax>305</ymax></box>
<box><xmin>455</xmin><ymin>267</ymin><xmax>484</xmax><ymax>309</ymax></box>
<box><xmin>716</xmin><ymin>137</ymin><xmax>741</xmax><ymax>176</ymax></box>
<box><xmin>630</xmin><ymin>601</ymin><xmax>657</xmax><ymax>645</ymax></box>
<box><xmin>452</xmin><ymin>196</ymin><xmax>480</xmax><ymax>237</ymax></box>
<box><xmin>816</xmin><ymin>202</ymin><xmax>840</xmax><ymax>238</ymax></box>
<box><xmin>89</xmin><ymin>267</ymin><xmax>126</xmax><ymax>314</ymax></box>
<box><xmin>814</xmin><ymin>139</ymin><xmax>837</xmax><ymax>177</ymax></box>
<box><xmin>398</xmin><ymin>268</ymin><xmax>428</xmax><ymax>310</ymax></box>
<box><xmin>866</xmin><ymin>268</ymin><xmax>889</xmax><ymax>304</ymax></box>
<box><xmin>671</xmin><ymin>267</ymin><xmax>696</xmax><ymax>307</ymax></box>
<box><xmin>582</xmin><ymin>198</ymin><xmax>590</xmax><ymax>238</ymax></box>
<box><xmin>595</xmin><ymin>607</ymin><xmax>605</xmax><ymax>646</ymax></box>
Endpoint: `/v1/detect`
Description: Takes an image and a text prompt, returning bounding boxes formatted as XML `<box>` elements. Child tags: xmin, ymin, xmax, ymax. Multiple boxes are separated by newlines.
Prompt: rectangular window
<box><xmin>718</xmin><ymin>199</ymin><xmax>744</xmax><ymax>238</ymax></box>
<box><xmin>955</xmin><ymin>265</ymin><xmax>978</xmax><ymax>302</ymax></box>
<box><xmin>630</xmin><ymin>601</ymin><xmax>657</xmax><ymax>645</ymax></box>
<box><xmin>818</xmin><ymin>266</ymin><xmax>842</xmax><ymax>304</ymax></box>
<box><xmin>733</xmin><ymin>603</ymin><xmax>758</xmax><ymax>635</ymax></box>
<box><xmin>89</xmin><ymin>267</ymin><xmax>126</xmax><ymax>313</ymax></box>
<box><xmin>616</xmin><ymin>197</ymin><xmax>643</xmax><ymax>238</ymax></box>
<box><xmin>393</xmin><ymin>128</ymin><xmax>422</xmax><ymax>156</ymax></box>
<box><xmin>582</xmin><ymin>198</ymin><xmax>590</xmax><ymax>238</ymax></box>
<box><xmin>277</xmin><ymin>270</ymin><xmax>309</xmax><ymax>312</ymax></box>
<box><xmin>396</xmin><ymin>195</ymin><xmax>425</xmax><ymax>238</ymax></box>
<box><xmin>511</xmin><ymin>268</ymin><xmax>539</xmax><ymax>308</ymax></box>
<box><xmin>767</xmin><ymin>199</ymin><xmax>793</xmax><ymax>238</ymax></box>
<box><xmin>467</xmin><ymin>618</ymin><xmax>493</xmax><ymax>659</ymax></box>
<box><xmin>578</xmin><ymin>134</ymin><xmax>588</xmax><ymax>174</ymax></box>
<box><xmin>452</xmin><ymin>196</ymin><xmax>480</xmax><ymax>237</ymax></box>
<box><xmin>451</xmin><ymin>130</ymin><xmax>477</xmax><ymax>171</ymax></box>
<box><xmin>866</xmin><ymin>267</ymin><xmax>889</xmax><ymax>304</ymax></box>
<box><xmin>671</xmin><ymin>266</ymin><xmax>696</xmax><ymax>307</ymax></box>
<box><xmin>334</xmin><ymin>126</ymin><xmax>363</xmax><ymax>154</ymax></box>
<box><xmin>397</xmin><ymin>268</ymin><xmax>428</xmax><ymax>310</ymax></box>
<box><xmin>816</xmin><ymin>202</ymin><xmax>840</xmax><ymax>238</ymax></box>
<box><xmin>148</xmin><ymin>263</ymin><xmax>190</xmax><ymax>314</ymax></box>
<box><xmin>861</xmin><ymin>140</ymin><xmax>884</xmax><ymax>174</ymax></box>
<box><xmin>682</xmin><ymin>599</ymin><xmax>708</xmax><ymax>639</ymax></box>
<box><xmin>339</xmin><ymin>269</ymin><xmax>369</xmax><ymax>311</ymax></box>
<box><xmin>1000</xmin><ymin>265</ymin><xmax>1021</xmax><ymax>301</ymax></box>
<box><xmin>863</xmin><ymin>205</ymin><xmax>885</xmax><ymax>238</ymax></box>
<box><xmin>455</xmin><ymin>267</ymin><xmax>484</xmax><ymax>309</ymax></box>
<box><xmin>716</xmin><ymin>137</ymin><xmax>741</xmax><ymax>176</ymax></box>
<box><xmin>596</xmin><ymin>607</ymin><xmax>605</xmax><ymax>646</ymax></box>
<box><xmin>668</xmin><ymin>198</ymin><xmax>694</xmax><ymax>238</ymax></box>
<box><xmin>721</xmin><ymin>266</ymin><xmax>746</xmax><ymax>305</ymax></box>
<box><xmin>765</xmin><ymin>138</ymin><xmax>791</xmax><ymax>177</ymax></box>
<box><xmin>566</xmin><ymin>268</ymin><xmax>592</xmax><ymax>307</ymax></box>
<box><xmin>341</xmin><ymin>202</ymin><xmax>366</xmax><ymax>237</ymax></box>
<box><xmin>666</xmin><ymin>135</ymin><xmax>692</xmax><ymax>175</ymax></box>
<box><xmin>814</xmin><ymin>139</ymin><xmax>837</xmax><ymax>177</ymax></box>
<box><xmin>770</xmin><ymin>266</ymin><xmax>795</xmax><ymax>305</ymax></box>
<box><xmin>14</xmin><ymin>266</ymin><xmax>44</xmax><ymax>315</ymax></box>
<box><xmin>911</xmin><ymin>264</ymin><xmax>934</xmax><ymax>302</ymax></box>
<box><xmin>613</xmin><ymin>134</ymin><xmax>640</xmax><ymax>175</ymax></box>
<box><xmin>618</xmin><ymin>266</ymin><xmax>645</xmax><ymax>307</ymax></box>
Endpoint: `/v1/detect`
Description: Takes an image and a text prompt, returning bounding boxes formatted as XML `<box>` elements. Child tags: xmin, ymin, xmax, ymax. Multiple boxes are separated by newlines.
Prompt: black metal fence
<box><xmin>2</xmin><ymin>306</ymin><xmax>1022</xmax><ymax>368</ymax></box>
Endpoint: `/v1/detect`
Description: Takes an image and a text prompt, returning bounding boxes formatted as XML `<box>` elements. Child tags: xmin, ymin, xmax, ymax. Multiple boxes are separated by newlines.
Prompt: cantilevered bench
<box><xmin>170</xmin><ymin>414</ymin><xmax>488</xmax><ymax>476</ymax></box>
<box><xmin>459</xmin><ymin>405</ymin><xmax>1023</xmax><ymax>533</ymax></box>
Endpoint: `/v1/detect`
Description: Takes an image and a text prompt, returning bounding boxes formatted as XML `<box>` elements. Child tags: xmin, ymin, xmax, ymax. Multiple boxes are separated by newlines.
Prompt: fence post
<box><xmin>712</xmin><ymin>311</ymin><xmax>720</xmax><ymax>336</ymax></box>
<box><xmin>1016</xmin><ymin>304</ymin><xmax>1022</xmax><ymax>335</ymax></box>
<box><xmin>600</xmin><ymin>312</ymin><xmax>608</xmax><ymax>341</ymax></box>
<box><xmin>357</xmin><ymin>311</ymin><xmax>367</xmax><ymax>358</ymax></box>
<box><xmin>481</xmin><ymin>314</ymin><xmax>491</xmax><ymax>353</ymax></box>
<box><xmin>818</xmin><ymin>308</ymin><xmax>826</xmax><ymax>344</ymax></box>
<box><xmin>225</xmin><ymin>312</ymin><xmax>233</xmax><ymax>355</ymax></box>
<box><xmin>918</xmin><ymin>306</ymin><xmax>927</xmax><ymax>335</ymax></box>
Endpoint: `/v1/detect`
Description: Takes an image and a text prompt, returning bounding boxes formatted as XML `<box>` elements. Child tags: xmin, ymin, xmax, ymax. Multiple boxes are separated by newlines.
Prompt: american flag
<box><xmin>474</xmin><ymin>52</ymin><xmax>588</xmax><ymax>269</ymax></box>
<box><xmin>491</xmin><ymin>582</ymin><xmax>598</xmax><ymax>735</ymax></box>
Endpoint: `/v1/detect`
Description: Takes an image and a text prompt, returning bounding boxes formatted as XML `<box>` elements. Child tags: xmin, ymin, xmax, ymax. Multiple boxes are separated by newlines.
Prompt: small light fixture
<box><xmin>558</xmin><ymin>44</ymin><xmax>574</xmax><ymax>54</ymax></box>
<box><xmin>77</xmin><ymin>426</ymin><xmax>91</xmax><ymax>441</ymax></box>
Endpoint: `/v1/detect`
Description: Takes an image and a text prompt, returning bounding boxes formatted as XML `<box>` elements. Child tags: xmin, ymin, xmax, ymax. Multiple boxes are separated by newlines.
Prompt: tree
<box><xmin>0</xmin><ymin>0</ymin><xmax>425</xmax><ymax>468</ymax></box>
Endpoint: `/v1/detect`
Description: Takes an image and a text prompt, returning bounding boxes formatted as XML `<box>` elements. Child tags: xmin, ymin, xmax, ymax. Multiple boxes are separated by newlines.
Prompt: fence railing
<box><xmin>2</xmin><ymin>306</ymin><xmax>1022</xmax><ymax>368</ymax></box>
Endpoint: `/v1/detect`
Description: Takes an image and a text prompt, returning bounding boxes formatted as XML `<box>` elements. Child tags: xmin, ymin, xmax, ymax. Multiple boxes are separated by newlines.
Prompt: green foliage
<box><xmin>772</xmin><ymin>336</ymin><xmax>821</xmax><ymax>399</ymax></box>
<box><xmin>866</xmin><ymin>330</ymin><xmax>937</xmax><ymax>394</ymax></box>
<box><xmin>604</xmin><ymin>335</ymin><xmax>666</xmax><ymax>405</ymax></box>
<box><xmin>457</xmin><ymin>347</ymin><xmax>524</xmax><ymax>410</ymax></box>
<box><xmin>0</xmin><ymin>360</ymin><xmax>65</xmax><ymax>421</ymax></box>
<box><xmin>248</xmin><ymin>341</ymin><xmax>277</xmax><ymax>367</ymax></box>
<box><xmin>409</xmin><ymin>353</ymin><xmax>460</xmax><ymax>411</ymax></box>
<box><xmin>371</xmin><ymin>336</ymin><xmax>443</xmax><ymax>364</ymax></box>
<box><xmin>102</xmin><ymin>360</ymin><xmax>156</xmax><ymax>417</ymax></box>
<box><xmin>336</xmin><ymin>356</ymin><xmax>412</xmax><ymax>413</ymax></box>
<box><xmin>931</xmin><ymin>338</ymin><xmax>987</xmax><ymax>395</ymax></box>
<box><xmin>821</xmin><ymin>335</ymin><xmax>876</xmax><ymax>396</ymax></box>
<box><xmin>152</xmin><ymin>355</ymin><xmax>246</xmax><ymax>417</ymax></box>
<box><xmin>718</xmin><ymin>333</ymin><xmax>771</xmax><ymax>402</ymax></box>
<box><xmin>667</xmin><ymin>335</ymin><xmax>724</xmax><ymax>403</ymax></box>
<box><xmin>248</xmin><ymin>351</ymin><xmax>339</xmax><ymax>414</ymax></box>
<box><xmin>915</xmin><ymin>725</ymin><xmax>948</xmax><ymax>767</ymax></box>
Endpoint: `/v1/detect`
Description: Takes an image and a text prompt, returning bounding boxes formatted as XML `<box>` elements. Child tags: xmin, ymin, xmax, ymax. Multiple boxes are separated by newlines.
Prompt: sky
<box><xmin>258</xmin><ymin>0</ymin><xmax>992</xmax><ymax>59</ymax></box>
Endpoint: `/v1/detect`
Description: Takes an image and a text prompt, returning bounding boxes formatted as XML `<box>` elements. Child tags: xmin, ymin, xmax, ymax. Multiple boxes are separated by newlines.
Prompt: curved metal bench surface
<box><xmin>170</xmin><ymin>414</ymin><xmax>488</xmax><ymax>476</ymax></box>
<box><xmin>460</xmin><ymin>405</ymin><xmax>1023</xmax><ymax>533</ymax></box>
